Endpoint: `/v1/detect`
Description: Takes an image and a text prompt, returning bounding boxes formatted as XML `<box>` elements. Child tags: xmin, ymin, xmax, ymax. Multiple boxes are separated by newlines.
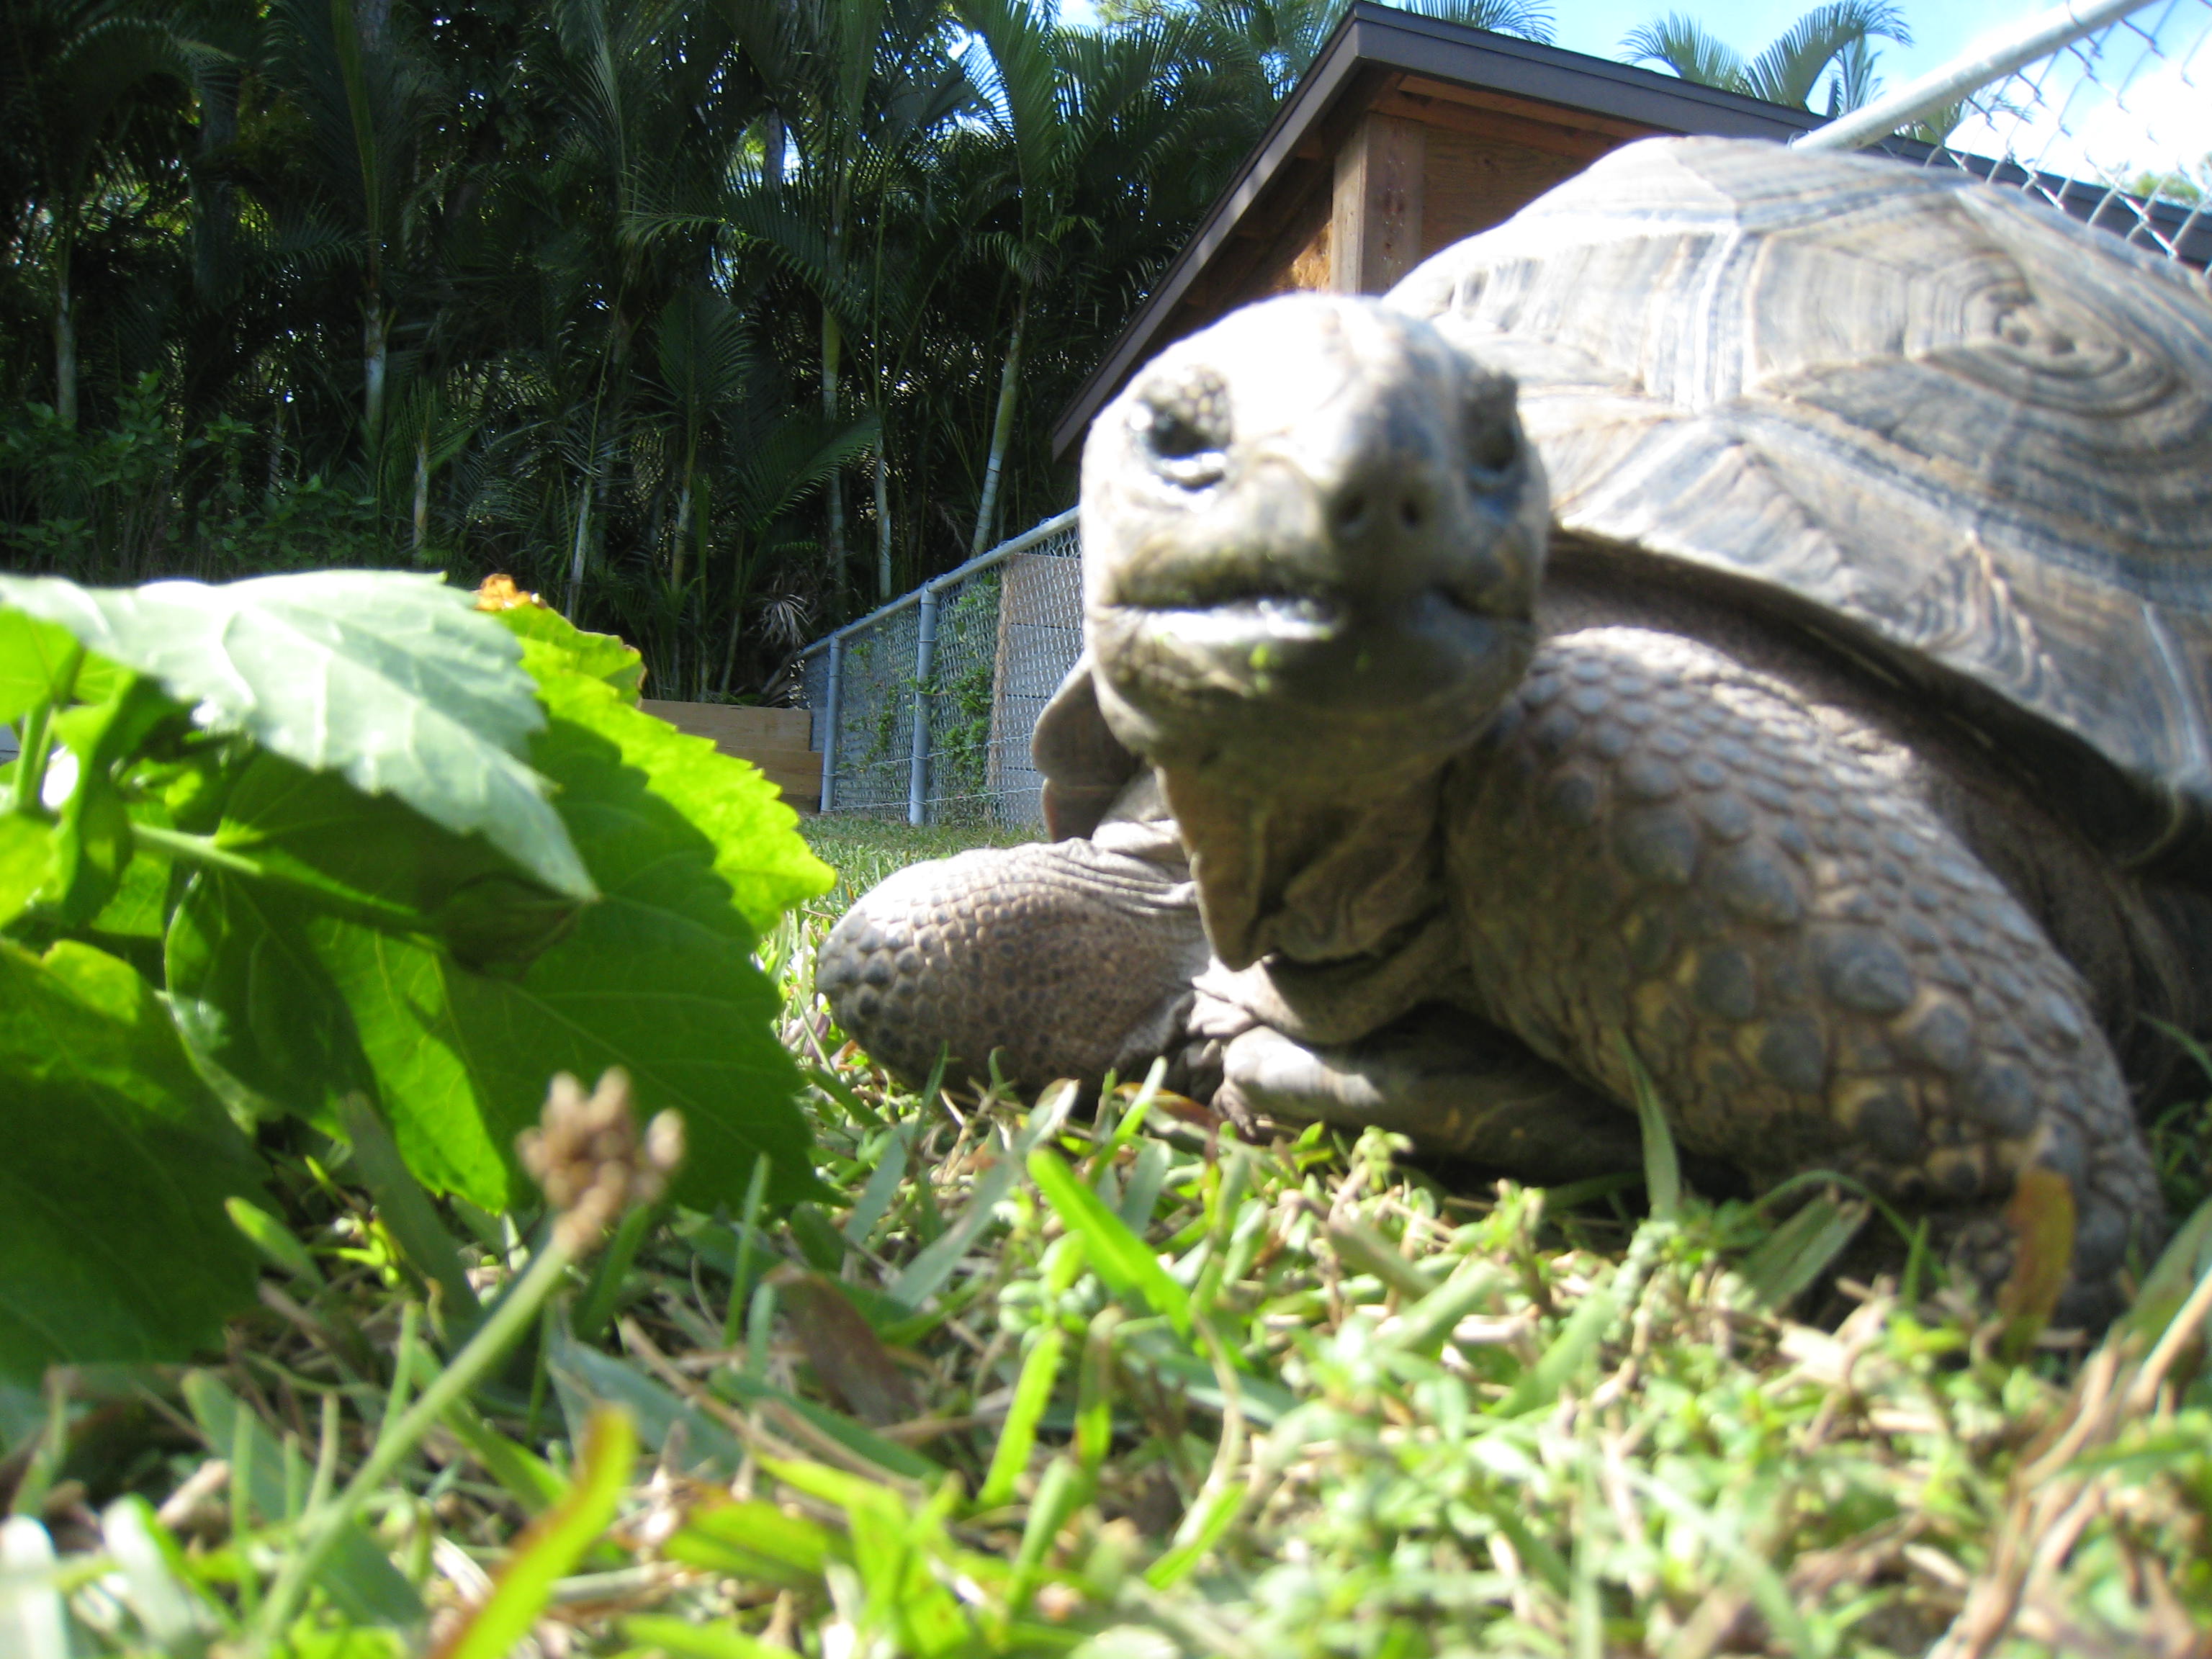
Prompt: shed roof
<box><xmin>1049</xmin><ymin>4</ymin><xmax>1825</xmax><ymax>459</ymax></box>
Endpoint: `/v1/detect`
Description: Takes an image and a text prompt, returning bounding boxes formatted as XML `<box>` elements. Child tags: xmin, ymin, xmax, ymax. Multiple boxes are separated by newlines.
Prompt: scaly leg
<box><xmin>1217</xmin><ymin>1005</ymin><xmax>1645</xmax><ymax>1184</ymax></box>
<box><xmin>817</xmin><ymin>840</ymin><xmax>1210</xmax><ymax>1094</ymax></box>
<box><xmin>1451</xmin><ymin>628</ymin><xmax>2163</xmax><ymax>1326</ymax></box>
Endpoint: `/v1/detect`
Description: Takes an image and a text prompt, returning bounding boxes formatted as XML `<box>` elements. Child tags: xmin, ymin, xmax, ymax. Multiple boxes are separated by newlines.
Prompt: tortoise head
<box><xmin>1081</xmin><ymin>293</ymin><xmax>1547</xmax><ymax>795</ymax></box>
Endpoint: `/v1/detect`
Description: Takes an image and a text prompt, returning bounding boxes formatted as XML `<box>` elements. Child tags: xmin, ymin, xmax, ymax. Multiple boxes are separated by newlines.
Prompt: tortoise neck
<box><xmin>1156</xmin><ymin>763</ymin><xmax>1450</xmax><ymax>971</ymax></box>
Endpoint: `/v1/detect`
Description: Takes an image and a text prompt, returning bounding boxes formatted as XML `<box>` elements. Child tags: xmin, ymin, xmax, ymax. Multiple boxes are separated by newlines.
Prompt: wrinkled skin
<box><xmin>820</xmin><ymin>293</ymin><xmax>2179</xmax><ymax>1328</ymax></box>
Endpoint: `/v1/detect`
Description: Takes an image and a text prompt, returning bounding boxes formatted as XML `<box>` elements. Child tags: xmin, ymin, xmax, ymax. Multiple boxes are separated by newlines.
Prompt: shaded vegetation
<box><xmin>0</xmin><ymin>0</ymin><xmax>1555</xmax><ymax>703</ymax></box>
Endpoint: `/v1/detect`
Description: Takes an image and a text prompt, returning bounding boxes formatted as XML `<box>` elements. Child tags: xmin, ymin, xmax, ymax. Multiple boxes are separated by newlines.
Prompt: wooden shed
<box><xmin>1051</xmin><ymin>2</ymin><xmax>2211</xmax><ymax>457</ymax></box>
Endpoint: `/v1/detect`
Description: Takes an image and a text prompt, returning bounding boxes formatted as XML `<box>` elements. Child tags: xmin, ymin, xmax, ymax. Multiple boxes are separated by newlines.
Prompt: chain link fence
<box><xmin>1804</xmin><ymin>0</ymin><xmax>2211</xmax><ymax>268</ymax></box>
<box><xmin>797</xmin><ymin>510</ymin><xmax>1082</xmax><ymax>828</ymax></box>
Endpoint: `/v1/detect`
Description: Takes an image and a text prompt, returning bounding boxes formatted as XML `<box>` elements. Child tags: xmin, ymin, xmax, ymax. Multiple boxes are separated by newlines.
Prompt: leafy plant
<box><xmin>0</xmin><ymin>567</ymin><xmax>831</xmax><ymax>1382</ymax></box>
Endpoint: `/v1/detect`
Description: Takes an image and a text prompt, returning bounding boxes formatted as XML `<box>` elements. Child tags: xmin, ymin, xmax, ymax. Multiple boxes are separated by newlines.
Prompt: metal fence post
<box><xmin>908</xmin><ymin>585</ymin><xmax>940</xmax><ymax>826</ymax></box>
<box><xmin>819</xmin><ymin>634</ymin><xmax>842</xmax><ymax>814</ymax></box>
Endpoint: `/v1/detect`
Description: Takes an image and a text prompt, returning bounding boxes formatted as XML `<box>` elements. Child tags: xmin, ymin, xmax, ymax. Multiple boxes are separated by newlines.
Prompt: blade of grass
<box><xmin>180</xmin><ymin>1374</ymin><xmax>422</xmax><ymax>1628</ymax></box>
<box><xmin>429</xmin><ymin>1407</ymin><xmax>636</xmax><ymax>1659</ymax></box>
<box><xmin>225</xmin><ymin>1197</ymin><xmax>325</xmax><ymax>1287</ymax></box>
<box><xmin>842</xmin><ymin>1127</ymin><xmax>911</xmax><ymax>1247</ymax></box>
<box><xmin>1617</xmin><ymin>1037</ymin><xmax>1679</xmax><ymax>1221</ymax></box>
<box><xmin>1328</xmin><ymin>1217</ymin><xmax>1443</xmax><ymax>1301</ymax></box>
<box><xmin>249</xmin><ymin>1225</ymin><xmax>583</xmax><ymax>1650</ymax></box>
<box><xmin>575</xmin><ymin>1202</ymin><xmax>661</xmax><ymax>1343</ymax></box>
<box><xmin>722</xmin><ymin>1155</ymin><xmax>773</xmax><ymax>1346</ymax></box>
<box><xmin>1738</xmin><ymin>1197</ymin><xmax>1866</xmax><ymax>1310</ymax></box>
<box><xmin>1381</xmin><ymin>1258</ymin><xmax>1506</xmax><ymax>1357</ymax></box>
<box><xmin>1143</xmin><ymin>1321</ymin><xmax>1246</xmax><ymax>1590</ymax></box>
<box><xmin>976</xmin><ymin>1326</ymin><xmax>1066</xmax><ymax>1509</ymax></box>
<box><xmin>888</xmin><ymin>1082</ymin><xmax>1076</xmax><ymax>1310</ymax></box>
<box><xmin>618</xmin><ymin>1614</ymin><xmax>796</xmax><ymax>1658</ymax></box>
<box><xmin>0</xmin><ymin>1518</ymin><xmax>68</xmax><ymax>1659</ymax></box>
<box><xmin>1117</xmin><ymin>1139</ymin><xmax>1172</xmax><ymax>1235</ymax></box>
<box><xmin>1074</xmin><ymin>1308</ymin><xmax>1124</xmax><ymax>1475</ymax></box>
<box><xmin>1030</xmin><ymin>1148</ymin><xmax>1191</xmax><ymax>1337</ymax></box>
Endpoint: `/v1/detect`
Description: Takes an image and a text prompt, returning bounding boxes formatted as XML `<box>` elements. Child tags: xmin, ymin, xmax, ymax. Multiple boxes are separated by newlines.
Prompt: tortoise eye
<box><xmin>1138</xmin><ymin>372</ymin><xmax>1230</xmax><ymax>485</ymax></box>
<box><xmin>1150</xmin><ymin>409</ymin><xmax>1218</xmax><ymax>460</ymax></box>
<box><xmin>1465</xmin><ymin>399</ymin><xmax>1519</xmax><ymax>479</ymax></box>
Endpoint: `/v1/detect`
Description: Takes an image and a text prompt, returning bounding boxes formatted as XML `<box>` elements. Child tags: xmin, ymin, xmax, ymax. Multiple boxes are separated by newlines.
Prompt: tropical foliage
<box><xmin>1622</xmin><ymin>0</ymin><xmax>1911</xmax><ymax>114</ymax></box>
<box><xmin>0</xmin><ymin>0</ymin><xmax>1552</xmax><ymax>706</ymax></box>
<box><xmin>0</xmin><ymin>567</ymin><xmax>830</xmax><ymax>1382</ymax></box>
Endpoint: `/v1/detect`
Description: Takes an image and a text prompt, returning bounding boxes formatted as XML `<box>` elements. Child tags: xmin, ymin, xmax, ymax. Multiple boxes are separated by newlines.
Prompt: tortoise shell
<box><xmin>1391</xmin><ymin>137</ymin><xmax>2212</xmax><ymax>868</ymax></box>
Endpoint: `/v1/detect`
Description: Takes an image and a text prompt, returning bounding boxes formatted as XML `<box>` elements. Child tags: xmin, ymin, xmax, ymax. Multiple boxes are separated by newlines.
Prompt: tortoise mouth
<box><xmin>1096</xmin><ymin>580</ymin><xmax>1509</xmax><ymax>690</ymax></box>
<box><xmin>1089</xmin><ymin>585</ymin><xmax>1534</xmax><ymax>784</ymax></box>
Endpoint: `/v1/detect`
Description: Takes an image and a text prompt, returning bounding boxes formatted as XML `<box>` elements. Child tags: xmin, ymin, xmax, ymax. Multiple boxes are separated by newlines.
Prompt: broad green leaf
<box><xmin>41</xmin><ymin>678</ymin><xmax>180</xmax><ymax>925</ymax></box>
<box><xmin>166</xmin><ymin>754</ymin><xmax>582</xmax><ymax>1122</ymax></box>
<box><xmin>84</xmin><ymin>827</ymin><xmax>170</xmax><ymax>940</ymax></box>
<box><xmin>300</xmin><ymin>688</ymin><xmax>820</xmax><ymax>1209</ymax></box>
<box><xmin>0</xmin><ymin>817</ymin><xmax>53</xmax><ymax>931</ymax></box>
<box><xmin>529</xmin><ymin>669</ymin><xmax>830</xmax><ymax>936</ymax></box>
<box><xmin>0</xmin><ymin>610</ymin><xmax>73</xmax><ymax>724</ymax></box>
<box><xmin>165</xmin><ymin>866</ymin><xmax>377</xmax><ymax>1124</ymax></box>
<box><xmin>0</xmin><ymin>609</ymin><xmax>122</xmax><ymax>724</ymax></box>
<box><xmin>490</xmin><ymin>605</ymin><xmax>646</xmax><ymax>703</ymax></box>
<box><xmin>314</xmin><ymin>893</ymin><xmax>812</xmax><ymax>1212</ymax></box>
<box><xmin>0</xmin><ymin>940</ymin><xmax>263</xmax><ymax>1380</ymax></box>
<box><xmin>201</xmin><ymin>753</ymin><xmax>577</xmax><ymax>966</ymax></box>
<box><xmin>0</xmin><ymin>570</ymin><xmax>593</xmax><ymax>900</ymax></box>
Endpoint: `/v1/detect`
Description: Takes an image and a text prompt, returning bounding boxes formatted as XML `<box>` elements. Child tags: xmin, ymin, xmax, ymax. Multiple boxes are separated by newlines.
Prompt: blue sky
<box><xmin>1546</xmin><ymin>0</ymin><xmax>2033</xmax><ymax>84</ymax></box>
<box><xmin>1048</xmin><ymin>1</ymin><xmax>2212</xmax><ymax>178</ymax></box>
<box><xmin>1053</xmin><ymin>0</ymin><xmax>2044</xmax><ymax>84</ymax></box>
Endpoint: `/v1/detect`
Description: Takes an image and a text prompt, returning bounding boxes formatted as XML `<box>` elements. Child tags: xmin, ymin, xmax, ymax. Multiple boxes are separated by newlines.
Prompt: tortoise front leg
<box><xmin>817</xmin><ymin>840</ymin><xmax>1211</xmax><ymax>1096</ymax></box>
<box><xmin>1217</xmin><ymin>1005</ymin><xmax>1645</xmax><ymax>1184</ymax></box>
<box><xmin>1452</xmin><ymin>627</ymin><xmax>2164</xmax><ymax>1326</ymax></box>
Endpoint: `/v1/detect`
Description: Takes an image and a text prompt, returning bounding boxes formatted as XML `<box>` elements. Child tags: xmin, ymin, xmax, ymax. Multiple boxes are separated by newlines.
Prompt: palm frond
<box><xmin>1392</xmin><ymin>0</ymin><xmax>1555</xmax><ymax>46</ymax></box>
<box><xmin>1743</xmin><ymin>0</ymin><xmax>1910</xmax><ymax>109</ymax></box>
<box><xmin>1621</xmin><ymin>13</ymin><xmax>1748</xmax><ymax>92</ymax></box>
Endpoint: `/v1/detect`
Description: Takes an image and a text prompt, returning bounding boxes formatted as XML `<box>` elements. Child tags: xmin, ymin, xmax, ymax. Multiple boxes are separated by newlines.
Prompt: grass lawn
<box><xmin>9</xmin><ymin>812</ymin><xmax>2212</xmax><ymax>1658</ymax></box>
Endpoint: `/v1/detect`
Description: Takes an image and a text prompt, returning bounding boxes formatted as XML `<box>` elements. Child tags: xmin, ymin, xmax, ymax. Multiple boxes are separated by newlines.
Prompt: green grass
<box><xmin>7</xmin><ymin>814</ymin><xmax>2212</xmax><ymax>1658</ymax></box>
<box><xmin>797</xmin><ymin>814</ymin><xmax>1033</xmax><ymax>917</ymax></box>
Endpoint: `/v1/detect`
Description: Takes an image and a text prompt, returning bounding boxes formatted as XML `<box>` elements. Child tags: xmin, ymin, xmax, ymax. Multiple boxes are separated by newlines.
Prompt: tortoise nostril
<box><xmin>1398</xmin><ymin>495</ymin><xmax>1424</xmax><ymax>530</ymax></box>
<box><xmin>1335</xmin><ymin>492</ymin><xmax>1370</xmax><ymax>533</ymax></box>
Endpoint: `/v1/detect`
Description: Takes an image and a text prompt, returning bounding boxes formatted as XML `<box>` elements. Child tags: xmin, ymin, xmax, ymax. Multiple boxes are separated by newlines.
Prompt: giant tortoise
<box><xmin>818</xmin><ymin>137</ymin><xmax>2212</xmax><ymax>1324</ymax></box>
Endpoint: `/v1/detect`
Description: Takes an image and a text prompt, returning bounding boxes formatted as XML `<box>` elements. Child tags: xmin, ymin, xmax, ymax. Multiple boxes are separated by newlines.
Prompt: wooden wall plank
<box><xmin>1331</xmin><ymin>112</ymin><xmax>1427</xmax><ymax>293</ymax></box>
<box><xmin>638</xmin><ymin>700</ymin><xmax>820</xmax><ymax>811</ymax></box>
<box><xmin>1419</xmin><ymin>129</ymin><xmax>1593</xmax><ymax>256</ymax></box>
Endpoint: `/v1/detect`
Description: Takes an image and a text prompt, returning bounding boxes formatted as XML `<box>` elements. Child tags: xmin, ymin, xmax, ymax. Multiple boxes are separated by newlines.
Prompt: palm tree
<box><xmin>4</xmin><ymin>0</ymin><xmax>1544</xmax><ymax>695</ymax></box>
<box><xmin>1622</xmin><ymin>1</ymin><xmax>1910</xmax><ymax>114</ymax></box>
<box><xmin>0</xmin><ymin>0</ymin><xmax>199</xmax><ymax>426</ymax></box>
<box><xmin>1190</xmin><ymin>0</ymin><xmax>1555</xmax><ymax>102</ymax></box>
